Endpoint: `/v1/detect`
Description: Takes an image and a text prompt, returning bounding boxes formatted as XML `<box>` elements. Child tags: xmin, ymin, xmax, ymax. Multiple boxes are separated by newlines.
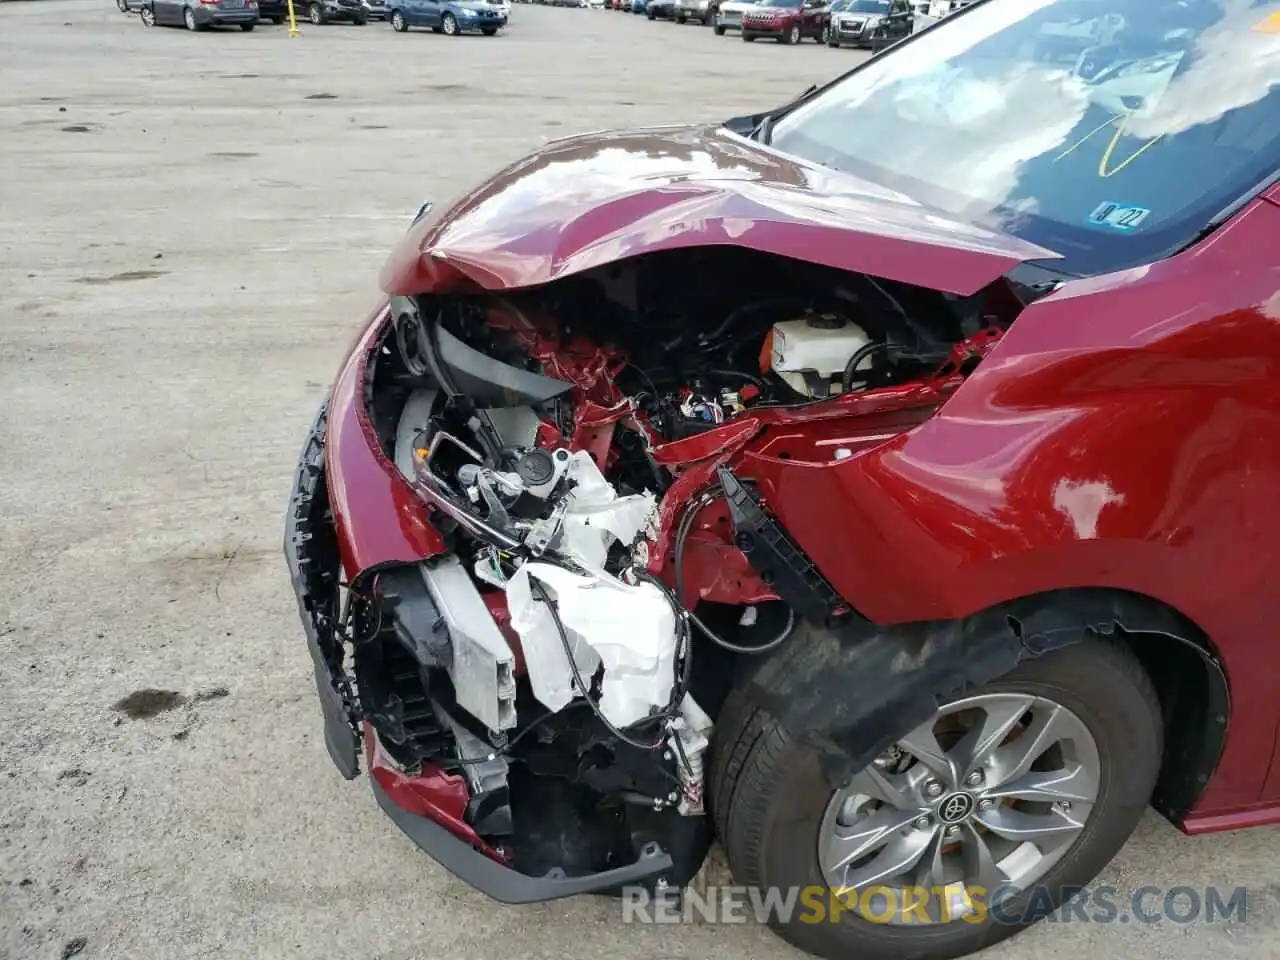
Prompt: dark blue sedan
<box><xmin>388</xmin><ymin>0</ymin><xmax>506</xmax><ymax>33</ymax></box>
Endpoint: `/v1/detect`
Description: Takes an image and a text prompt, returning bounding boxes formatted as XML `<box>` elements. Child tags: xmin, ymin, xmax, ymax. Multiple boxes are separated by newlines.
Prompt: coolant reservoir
<box><xmin>770</xmin><ymin>313</ymin><xmax>870</xmax><ymax>397</ymax></box>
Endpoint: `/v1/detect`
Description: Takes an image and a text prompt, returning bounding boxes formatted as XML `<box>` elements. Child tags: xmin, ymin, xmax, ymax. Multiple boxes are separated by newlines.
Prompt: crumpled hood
<box><xmin>379</xmin><ymin>124</ymin><xmax>1059</xmax><ymax>298</ymax></box>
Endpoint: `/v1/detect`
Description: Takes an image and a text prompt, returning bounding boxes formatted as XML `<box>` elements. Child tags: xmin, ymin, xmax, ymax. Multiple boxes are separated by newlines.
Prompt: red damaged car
<box><xmin>285</xmin><ymin>1</ymin><xmax>1280</xmax><ymax>958</ymax></box>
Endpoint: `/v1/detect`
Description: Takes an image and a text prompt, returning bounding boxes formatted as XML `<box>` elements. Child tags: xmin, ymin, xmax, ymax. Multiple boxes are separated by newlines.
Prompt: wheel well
<box><xmin>1009</xmin><ymin>587</ymin><xmax>1229</xmax><ymax>826</ymax></box>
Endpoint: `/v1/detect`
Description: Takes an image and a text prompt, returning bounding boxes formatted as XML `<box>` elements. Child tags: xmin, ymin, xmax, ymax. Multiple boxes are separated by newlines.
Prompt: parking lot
<box><xmin>1</xmin><ymin>1</ymin><xmax>1279</xmax><ymax>958</ymax></box>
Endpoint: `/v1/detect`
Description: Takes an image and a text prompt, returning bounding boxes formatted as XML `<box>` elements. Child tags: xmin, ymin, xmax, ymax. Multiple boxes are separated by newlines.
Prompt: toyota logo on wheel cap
<box><xmin>938</xmin><ymin>792</ymin><xmax>975</xmax><ymax>823</ymax></box>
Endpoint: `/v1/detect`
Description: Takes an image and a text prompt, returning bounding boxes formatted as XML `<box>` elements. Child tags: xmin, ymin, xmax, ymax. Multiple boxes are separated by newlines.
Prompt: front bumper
<box><xmin>456</xmin><ymin>13</ymin><xmax>506</xmax><ymax>27</ymax></box>
<box><xmin>284</xmin><ymin>376</ymin><xmax>676</xmax><ymax>902</ymax></box>
<box><xmin>325</xmin><ymin>1</ymin><xmax>368</xmax><ymax>17</ymax></box>
<box><xmin>194</xmin><ymin>4</ymin><xmax>259</xmax><ymax>22</ymax></box>
<box><xmin>741</xmin><ymin>20</ymin><xmax>785</xmax><ymax>34</ymax></box>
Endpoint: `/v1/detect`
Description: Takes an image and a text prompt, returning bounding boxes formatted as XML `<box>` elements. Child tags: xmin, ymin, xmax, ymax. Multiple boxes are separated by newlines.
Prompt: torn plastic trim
<box><xmin>372</xmin><ymin>777</ymin><xmax>675</xmax><ymax>903</ymax></box>
<box><xmin>283</xmin><ymin>402</ymin><xmax>361</xmax><ymax>780</ymax></box>
<box><xmin>743</xmin><ymin>588</ymin><xmax>1229</xmax><ymax>822</ymax></box>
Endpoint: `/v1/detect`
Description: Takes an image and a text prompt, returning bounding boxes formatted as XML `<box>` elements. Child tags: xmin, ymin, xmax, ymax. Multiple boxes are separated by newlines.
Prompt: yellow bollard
<box><xmin>286</xmin><ymin>0</ymin><xmax>300</xmax><ymax>35</ymax></box>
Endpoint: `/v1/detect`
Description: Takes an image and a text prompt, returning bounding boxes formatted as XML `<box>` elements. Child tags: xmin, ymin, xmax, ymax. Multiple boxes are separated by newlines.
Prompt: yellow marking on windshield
<box><xmin>1053</xmin><ymin>112</ymin><xmax>1163</xmax><ymax>179</ymax></box>
<box><xmin>1252</xmin><ymin>10</ymin><xmax>1280</xmax><ymax>33</ymax></box>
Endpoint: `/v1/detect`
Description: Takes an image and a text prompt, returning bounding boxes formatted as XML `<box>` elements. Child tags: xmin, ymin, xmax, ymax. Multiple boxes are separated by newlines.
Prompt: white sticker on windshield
<box><xmin>1086</xmin><ymin>201</ymin><xmax>1151</xmax><ymax>232</ymax></box>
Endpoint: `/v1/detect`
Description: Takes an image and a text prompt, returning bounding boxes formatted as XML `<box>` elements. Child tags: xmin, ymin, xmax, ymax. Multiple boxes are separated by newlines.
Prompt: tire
<box><xmin>441</xmin><ymin>11</ymin><xmax>458</xmax><ymax>32</ymax></box>
<box><xmin>309</xmin><ymin>2</ymin><xmax>325</xmax><ymax>23</ymax></box>
<box><xmin>271</xmin><ymin>14</ymin><xmax>283</xmax><ymax>22</ymax></box>
<box><xmin>140</xmin><ymin>4</ymin><xmax>156</xmax><ymax>24</ymax></box>
<box><xmin>117</xmin><ymin>0</ymin><xmax>129</xmax><ymax>12</ymax></box>
<box><xmin>711</xmin><ymin>629</ymin><xmax>1162</xmax><ymax>960</ymax></box>
<box><xmin>827</xmin><ymin>36</ymin><xmax>838</xmax><ymax>46</ymax></box>
<box><xmin>783</xmin><ymin>22</ymin><xmax>799</xmax><ymax>43</ymax></box>
<box><xmin>390</xmin><ymin>8</ymin><xmax>406</xmax><ymax>29</ymax></box>
<box><xmin>184</xmin><ymin>6</ymin><xmax>201</xmax><ymax>29</ymax></box>
<box><xmin>481</xmin><ymin>24</ymin><xmax>496</xmax><ymax>33</ymax></box>
<box><xmin>240</xmin><ymin>20</ymin><xmax>255</xmax><ymax>28</ymax></box>
<box><xmin>742</xmin><ymin>30</ymin><xmax>754</xmax><ymax>40</ymax></box>
<box><xmin>353</xmin><ymin>13</ymin><xmax>368</xmax><ymax>23</ymax></box>
<box><xmin>646</xmin><ymin>10</ymin><xmax>654</xmax><ymax>17</ymax></box>
<box><xmin>713</xmin><ymin>23</ymin><xmax>724</xmax><ymax>34</ymax></box>
<box><xmin>675</xmin><ymin>13</ymin><xmax>686</xmax><ymax>22</ymax></box>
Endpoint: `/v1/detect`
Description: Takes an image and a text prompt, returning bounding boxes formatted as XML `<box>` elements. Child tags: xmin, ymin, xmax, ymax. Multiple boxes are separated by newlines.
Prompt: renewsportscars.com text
<box><xmin>621</xmin><ymin>884</ymin><xmax>1249</xmax><ymax>926</ymax></box>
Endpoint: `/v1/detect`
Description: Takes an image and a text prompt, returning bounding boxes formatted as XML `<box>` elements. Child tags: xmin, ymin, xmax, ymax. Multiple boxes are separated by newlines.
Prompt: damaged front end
<box><xmin>284</xmin><ymin>125</ymin><xmax>1053</xmax><ymax>902</ymax></box>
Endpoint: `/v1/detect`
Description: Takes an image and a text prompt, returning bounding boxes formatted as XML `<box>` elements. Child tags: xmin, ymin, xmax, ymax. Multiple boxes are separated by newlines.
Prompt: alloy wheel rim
<box><xmin>185</xmin><ymin>8</ymin><xmax>195</xmax><ymax>25</ymax></box>
<box><xmin>310</xmin><ymin>4</ymin><xmax>321</xmax><ymax>20</ymax></box>
<box><xmin>818</xmin><ymin>692</ymin><xmax>1100</xmax><ymax>924</ymax></box>
<box><xmin>393</xmin><ymin>10</ymin><xmax>402</xmax><ymax>26</ymax></box>
<box><xmin>443</xmin><ymin>14</ymin><xmax>455</xmax><ymax>31</ymax></box>
<box><xmin>142</xmin><ymin>6</ymin><xmax>154</xmax><ymax>22</ymax></box>
<box><xmin>789</xmin><ymin>24</ymin><xmax>798</xmax><ymax>41</ymax></box>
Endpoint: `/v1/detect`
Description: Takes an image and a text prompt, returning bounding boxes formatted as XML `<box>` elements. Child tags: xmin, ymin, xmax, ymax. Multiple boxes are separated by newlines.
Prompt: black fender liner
<box><xmin>739</xmin><ymin>588</ymin><xmax>1228</xmax><ymax>822</ymax></box>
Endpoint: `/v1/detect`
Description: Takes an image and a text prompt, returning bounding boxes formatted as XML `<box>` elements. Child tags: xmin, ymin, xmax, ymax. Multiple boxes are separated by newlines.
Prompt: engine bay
<box><xmin>346</xmin><ymin>246</ymin><xmax>1022</xmax><ymax>882</ymax></box>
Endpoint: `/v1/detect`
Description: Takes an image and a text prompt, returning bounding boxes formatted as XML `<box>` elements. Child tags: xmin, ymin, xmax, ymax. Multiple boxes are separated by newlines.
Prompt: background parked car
<box><xmin>645</xmin><ymin>0</ymin><xmax>675</xmax><ymax>17</ymax></box>
<box><xmin>388</xmin><ymin>0</ymin><xmax>504</xmax><ymax>31</ymax></box>
<box><xmin>299</xmin><ymin>0</ymin><xmax>368</xmax><ymax>22</ymax></box>
<box><xmin>362</xmin><ymin>0</ymin><xmax>390</xmax><ymax>18</ymax></box>
<box><xmin>712</xmin><ymin>0</ymin><xmax>757</xmax><ymax>33</ymax></box>
<box><xmin>257</xmin><ymin>0</ymin><xmax>287</xmax><ymax>20</ymax></box>
<box><xmin>140</xmin><ymin>0</ymin><xmax>260</xmax><ymax>29</ymax></box>
<box><xmin>629</xmin><ymin>0</ymin><xmax>647</xmax><ymax>14</ymax></box>
<box><xmin>115</xmin><ymin>0</ymin><xmax>143</xmax><ymax>12</ymax></box>
<box><xmin>674</xmin><ymin>0</ymin><xmax>715</xmax><ymax>24</ymax></box>
<box><xmin>814</xmin><ymin>0</ymin><xmax>849</xmax><ymax>39</ymax></box>
<box><xmin>740</xmin><ymin>0</ymin><xmax>826</xmax><ymax>43</ymax></box>
<box><xmin>828</xmin><ymin>0</ymin><xmax>912</xmax><ymax>47</ymax></box>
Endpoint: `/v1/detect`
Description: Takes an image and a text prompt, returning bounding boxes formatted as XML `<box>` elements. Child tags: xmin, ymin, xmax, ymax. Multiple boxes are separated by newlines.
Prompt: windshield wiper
<box><xmin>754</xmin><ymin>83</ymin><xmax>819</xmax><ymax>145</ymax></box>
<box><xmin>755</xmin><ymin>114</ymin><xmax>776</xmax><ymax>145</ymax></box>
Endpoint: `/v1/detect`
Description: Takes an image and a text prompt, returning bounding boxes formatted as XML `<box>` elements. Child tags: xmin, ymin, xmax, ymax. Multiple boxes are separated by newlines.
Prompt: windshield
<box><xmin>769</xmin><ymin>0</ymin><xmax>1280</xmax><ymax>276</ymax></box>
<box><xmin>849</xmin><ymin>0</ymin><xmax>890</xmax><ymax>11</ymax></box>
<box><xmin>759</xmin><ymin>0</ymin><xmax>801</xmax><ymax>7</ymax></box>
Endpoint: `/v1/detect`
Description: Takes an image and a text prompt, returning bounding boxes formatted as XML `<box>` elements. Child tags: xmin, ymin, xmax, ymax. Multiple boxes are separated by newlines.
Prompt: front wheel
<box><xmin>240</xmin><ymin>20</ymin><xmax>255</xmax><ymax>28</ymax></box>
<box><xmin>184</xmin><ymin>6</ymin><xmax>201</xmax><ymax>28</ymax></box>
<box><xmin>712</xmin><ymin>632</ymin><xmax>1162</xmax><ymax>960</ymax></box>
<box><xmin>309</xmin><ymin>2</ymin><xmax>325</xmax><ymax>22</ymax></box>
<box><xmin>742</xmin><ymin>30</ymin><xmax>754</xmax><ymax>40</ymax></box>
<box><xmin>117</xmin><ymin>0</ymin><xmax>129</xmax><ymax>12</ymax></box>
<box><xmin>713</xmin><ymin>22</ymin><xmax>724</xmax><ymax>34</ymax></box>
<box><xmin>140</xmin><ymin>4</ymin><xmax>156</xmax><ymax>24</ymax></box>
<box><xmin>441</xmin><ymin>11</ymin><xmax>458</xmax><ymax>32</ymax></box>
<box><xmin>481</xmin><ymin>24</ymin><xmax>496</xmax><ymax>33</ymax></box>
<box><xmin>390</xmin><ymin>8</ymin><xmax>407</xmax><ymax>28</ymax></box>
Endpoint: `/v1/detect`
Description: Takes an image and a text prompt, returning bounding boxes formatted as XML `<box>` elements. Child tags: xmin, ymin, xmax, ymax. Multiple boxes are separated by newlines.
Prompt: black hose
<box><xmin>673</xmin><ymin>488</ymin><xmax>796</xmax><ymax>656</ymax></box>
<box><xmin>840</xmin><ymin>341</ymin><xmax>890</xmax><ymax>394</ymax></box>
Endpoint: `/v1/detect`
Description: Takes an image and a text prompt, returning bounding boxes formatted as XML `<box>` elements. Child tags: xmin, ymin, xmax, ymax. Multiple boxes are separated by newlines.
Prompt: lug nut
<box><xmin>913</xmin><ymin>815</ymin><xmax>932</xmax><ymax>830</ymax></box>
<box><xmin>924</xmin><ymin>780</ymin><xmax>944</xmax><ymax>798</ymax></box>
<box><xmin>1058</xmin><ymin>801</ymin><xmax>1072</xmax><ymax>812</ymax></box>
<box><xmin>944</xmin><ymin>825</ymin><xmax>961</xmax><ymax>838</ymax></box>
<box><xmin>978</xmin><ymin>799</ymin><xmax>995</xmax><ymax>811</ymax></box>
<box><xmin>965</xmin><ymin>770</ymin><xmax>984</xmax><ymax>787</ymax></box>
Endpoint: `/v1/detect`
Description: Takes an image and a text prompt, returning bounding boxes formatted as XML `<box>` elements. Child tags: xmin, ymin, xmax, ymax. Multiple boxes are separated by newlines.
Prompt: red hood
<box><xmin>379</xmin><ymin>124</ymin><xmax>1060</xmax><ymax>298</ymax></box>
